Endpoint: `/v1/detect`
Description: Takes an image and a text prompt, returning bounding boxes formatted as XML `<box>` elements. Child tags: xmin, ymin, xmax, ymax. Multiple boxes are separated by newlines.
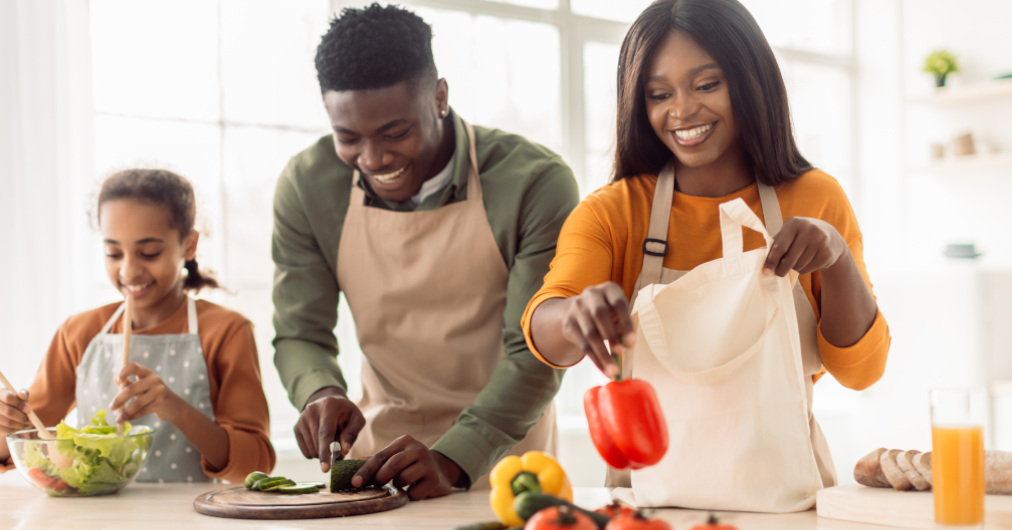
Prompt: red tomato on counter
<box><xmin>526</xmin><ymin>505</ymin><xmax>598</xmax><ymax>530</ymax></box>
<box><xmin>604</xmin><ymin>510</ymin><xmax>672</xmax><ymax>530</ymax></box>
<box><xmin>689</xmin><ymin>513</ymin><xmax>738</xmax><ymax>530</ymax></box>
<box><xmin>596</xmin><ymin>500</ymin><xmax>635</xmax><ymax>518</ymax></box>
<box><xmin>583</xmin><ymin>378</ymin><xmax>668</xmax><ymax>469</ymax></box>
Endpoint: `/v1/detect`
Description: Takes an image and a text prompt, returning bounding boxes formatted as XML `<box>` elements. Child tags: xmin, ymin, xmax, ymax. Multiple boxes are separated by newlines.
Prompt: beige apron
<box><xmin>334</xmin><ymin>120</ymin><xmax>556</xmax><ymax>489</ymax></box>
<box><xmin>607</xmin><ymin>163</ymin><xmax>836</xmax><ymax>507</ymax></box>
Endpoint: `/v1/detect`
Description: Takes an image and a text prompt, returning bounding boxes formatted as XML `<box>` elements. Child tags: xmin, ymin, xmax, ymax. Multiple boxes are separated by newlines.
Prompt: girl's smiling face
<box><xmin>643</xmin><ymin>30</ymin><xmax>743</xmax><ymax>173</ymax></box>
<box><xmin>100</xmin><ymin>199</ymin><xmax>197</xmax><ymax>328</ymax></box>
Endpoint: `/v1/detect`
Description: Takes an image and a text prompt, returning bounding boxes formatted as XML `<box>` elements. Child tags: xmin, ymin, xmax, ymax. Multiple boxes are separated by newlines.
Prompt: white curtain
<box><xmin>0</xmin><ymin>0</ymin><xmax>93</xmax><ymax>386</ymax></box>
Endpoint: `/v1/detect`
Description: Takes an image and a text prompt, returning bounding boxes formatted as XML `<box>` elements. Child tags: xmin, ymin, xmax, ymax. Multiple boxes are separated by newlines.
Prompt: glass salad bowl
<box><xmin>7</xmin><ymin>412</ymin><xmax>152</xmax><ymax>497</ymax></box>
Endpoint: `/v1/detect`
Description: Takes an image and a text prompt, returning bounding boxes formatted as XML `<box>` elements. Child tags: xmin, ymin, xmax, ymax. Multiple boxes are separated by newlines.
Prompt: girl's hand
<box><xmin>763</xmin><ymin>217</ymin><xmax>848</xmax><ymax>276</ymax></box>
<box><xmin>109</xmin><ymin>363</ymin><xmax>185</xmax><ymax>424</ymax></box>
<box><xmin>561</xmin><ymin>281</ymin><xmax>635</xmax><ymax>378</ymax></box>
<box><xmin>0</xmin><ymin>389</ymin><xmax>31</xmax><ymax>436</ymax></box>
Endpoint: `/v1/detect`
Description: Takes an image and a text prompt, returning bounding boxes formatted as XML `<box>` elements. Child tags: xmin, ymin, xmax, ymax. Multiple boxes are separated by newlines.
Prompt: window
<box><xmin>88</xmin><ymin>0</ymin><xmax>855</xmax><ymax>462</ymax></box>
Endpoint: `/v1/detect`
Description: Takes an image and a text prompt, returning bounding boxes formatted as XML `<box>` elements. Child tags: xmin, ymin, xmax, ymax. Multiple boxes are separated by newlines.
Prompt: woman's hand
<box><xmin>763</xmin><ymin>217</ymin><xmax>848</xmax><ymax>276</ymax></box>
<box><xmin>0</xmin><ymin>389</ymin><xmax>30</xmax><ymax>436</ymax></box>
<box><xmin>559</xmin><ymin>281</ymin><xmax>636</xmax><ymax>378</ymax></box>
<box><xmin>109</xmin><ymin>362</ymin><xmax>186</xmax><ymax>424</ymax></box>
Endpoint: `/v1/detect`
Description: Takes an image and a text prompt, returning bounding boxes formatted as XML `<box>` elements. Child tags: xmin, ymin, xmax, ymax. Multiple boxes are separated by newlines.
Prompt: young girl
<box><xmin>0</xmin><ymin>169</ymin><xmax>275</xmax><ymax>484</ymax></box>
<box><xmin>523</xmin><ymin>0</ymin><xmax>890</xmax><ymax>511</ymax></box>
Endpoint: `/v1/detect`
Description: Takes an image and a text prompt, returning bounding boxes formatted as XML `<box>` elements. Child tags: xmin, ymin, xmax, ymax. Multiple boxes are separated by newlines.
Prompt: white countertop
<box><xmin>0</xmin><ymin>471</ymin><xmax>894</xmax><ymax>529</ymax></box>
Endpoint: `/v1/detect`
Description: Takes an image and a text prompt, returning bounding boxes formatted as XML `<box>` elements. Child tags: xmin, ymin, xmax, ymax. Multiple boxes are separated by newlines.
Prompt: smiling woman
<box><xmin>523</xmin><ymin>0</ymin><xmax>888</xmax><ymax>511</ymax></box>
<box><xmin>0</xmin><ymin>169</ymin><xmax>276</xmax><ymax>486</ymax></box>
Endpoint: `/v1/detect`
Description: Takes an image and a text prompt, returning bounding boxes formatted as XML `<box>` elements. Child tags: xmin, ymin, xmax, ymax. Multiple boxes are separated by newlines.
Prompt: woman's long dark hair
<box><xmin>613</xmin><ymin>0</ymin><xmax>811</xmax><ymax>185</ymax></box>
<box><xmin>98</xmin><ymin>169</ymin><xmax>220</xmax><ymax>293</ymax></box>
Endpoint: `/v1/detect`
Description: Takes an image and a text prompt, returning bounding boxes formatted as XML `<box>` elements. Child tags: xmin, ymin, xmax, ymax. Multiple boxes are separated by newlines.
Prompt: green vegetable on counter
<box><xmin>330</xmin><ymin>458</ymin><xmax>368</xmax><ymax>492</ymax></box>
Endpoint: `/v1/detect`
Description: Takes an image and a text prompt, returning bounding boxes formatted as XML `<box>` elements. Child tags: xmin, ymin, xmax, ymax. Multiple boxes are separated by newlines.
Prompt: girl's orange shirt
<box><xmin>1</xmin><ymin>299</ymin><xmax>275</xmax><ymax>483</ymax></box>
<box><xmin>521</xmin><ymin>169</ymin><xmax>890</xmax><ymax>390</ymax></box>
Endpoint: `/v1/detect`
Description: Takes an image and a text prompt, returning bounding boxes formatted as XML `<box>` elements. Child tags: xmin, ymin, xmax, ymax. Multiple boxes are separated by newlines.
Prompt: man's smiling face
<box><xmin>325</xmin><ymin>78</ymin><xmax>448</xmax><ymax>202</ymax></box>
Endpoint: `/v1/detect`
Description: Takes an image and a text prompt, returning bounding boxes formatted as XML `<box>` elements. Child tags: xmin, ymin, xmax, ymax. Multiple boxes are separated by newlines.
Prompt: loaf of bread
<box><xmin>853</xmin><ymin>447</ymin><xmax>1012</xmax><ymax>494</ymax></box>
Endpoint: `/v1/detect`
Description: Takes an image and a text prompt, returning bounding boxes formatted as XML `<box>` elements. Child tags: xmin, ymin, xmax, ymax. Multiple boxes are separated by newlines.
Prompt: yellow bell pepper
<box><xmin>489</xmin><ymin>450</ymin><xmax>572</xmax><ymax>526</ymax></box>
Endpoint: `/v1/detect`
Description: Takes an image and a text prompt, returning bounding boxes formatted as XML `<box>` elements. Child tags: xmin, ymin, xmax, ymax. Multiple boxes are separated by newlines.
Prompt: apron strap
<box><xmin>461</xmin><ymin>119</ymin><xmax>482</xmax><ymax>202</ymax></box>
<box><xmin>98</xmin><ymin>303</ymin><xmax>127</xmax><ymax>335</ymax></box>
<box><xmin>639</xmin><ymin>161</ymin><xmax>676</xmax><ymax>287</ymax></box>
<box><xmin>757</xmin><ymin>183</ymin><xmax>783</xmax><ymax>236</ymax></box>
<box><xmin>187</xmin><ymin>296</ymin><xmax>198</xmax><ymax>335</ymax></box>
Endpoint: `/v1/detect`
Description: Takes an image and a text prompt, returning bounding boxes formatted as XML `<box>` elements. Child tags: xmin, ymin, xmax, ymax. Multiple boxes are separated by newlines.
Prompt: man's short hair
<box><xmin>315</xmin><ymin>3</ymin><xmax>436</xmax><ymax>93</ymax></box>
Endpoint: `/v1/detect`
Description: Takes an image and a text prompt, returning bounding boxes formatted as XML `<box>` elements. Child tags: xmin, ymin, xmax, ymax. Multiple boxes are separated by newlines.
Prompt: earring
<box><xmin>440</xmin><ymin>108</ymin><xmax>448</xmax><ymax>118</ymax></box>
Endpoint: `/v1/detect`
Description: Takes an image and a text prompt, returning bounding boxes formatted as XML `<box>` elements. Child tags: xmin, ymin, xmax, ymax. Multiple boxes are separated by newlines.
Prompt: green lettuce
<box><xmin>25</xmin><ymin>409</ymin><xmax>152</xmax><ymax>496</ymax></box>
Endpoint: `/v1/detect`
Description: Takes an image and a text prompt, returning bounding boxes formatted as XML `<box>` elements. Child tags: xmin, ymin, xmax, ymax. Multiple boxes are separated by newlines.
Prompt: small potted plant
<box><xmin>923</xmin><ymin>49</ymin><xmax>959</xmax><ymax>88</ymax></box>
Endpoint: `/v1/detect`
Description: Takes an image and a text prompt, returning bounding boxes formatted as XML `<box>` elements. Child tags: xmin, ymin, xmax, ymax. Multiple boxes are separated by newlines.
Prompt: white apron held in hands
<box><xmin>611</xmin><ymin>164</ymin><xmax>835</xmax><ymax>512</ymax></box>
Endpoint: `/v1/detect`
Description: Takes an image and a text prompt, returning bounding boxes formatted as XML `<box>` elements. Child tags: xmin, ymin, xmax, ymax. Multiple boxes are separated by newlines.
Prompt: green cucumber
<box><xmin>261</xmin><ymin>478</ymin><xmax>297</xmax><ymax>491</ymax></box>
<box><xmin>452</xmin><ymin>522</ymin><xmax>514</xmax><ymax>530</ymax></box>
<box><xmin>252</xmin><ymin>476</ymin><xmax>293</xmax><ymax>491</ymax></box>
<box><xmin>244</xmin><ymin>471</ymin><xmax>269</xmax><ymax>489</ymax></box>
<box><xmin>277</xmin><ymin>482</ymin><xmax>325</xmax><ymax>494</ymax></box>
<box><xmin>513</xmin><ymin>493</ymin><xmax>610</xmax><ymax>529</ymax></box>
<box><xmin>330</xmin><ymin>459</ymin><xmax>368</xmax><ymax>492</ymax></box>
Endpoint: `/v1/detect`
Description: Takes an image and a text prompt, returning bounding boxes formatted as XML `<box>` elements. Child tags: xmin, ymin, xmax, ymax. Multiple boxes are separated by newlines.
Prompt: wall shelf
<box><xmin>907</xmin><ymin>77</ymin><xmax>1012</xmax><ymax>106</ymax></box>
<box><xmin>909</xmin><ymin>151</ymin><xmax>1012</xmax><ymax>172</ymax></box>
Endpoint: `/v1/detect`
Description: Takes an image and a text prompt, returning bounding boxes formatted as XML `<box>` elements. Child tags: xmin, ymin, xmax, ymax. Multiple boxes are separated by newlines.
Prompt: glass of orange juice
<box><xmin>930</xmin><ymin>388</ymin><xmax>987</xmax><ymax>529</ymax></box>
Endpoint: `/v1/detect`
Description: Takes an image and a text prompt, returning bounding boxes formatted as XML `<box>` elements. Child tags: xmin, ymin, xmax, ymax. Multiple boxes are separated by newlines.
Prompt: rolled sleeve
<box><xmin>819</xmin><ymin>309</ymin><xmax>890</xmax><ymax>390</ymax></box>
<box><xmin>203</xmin><ymin>319</ymin><xmax>276</xmax><ymax>483</ymax></box>
<box><xmin>272</xmin><ymin>158</ymin><xmax>347</xmax><ymax>410</ymax></box>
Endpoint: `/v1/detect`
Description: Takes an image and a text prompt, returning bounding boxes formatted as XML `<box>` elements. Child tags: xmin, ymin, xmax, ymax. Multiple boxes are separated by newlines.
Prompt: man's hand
<box><xmin>351</xmin><ymin>435</ymin><xmax>462</xmax><ymax>500</ymax></box>
<box><xmin>295</xmin><ymin>386</ymin><xmax>365</xmax><ymax>472</ymax></box>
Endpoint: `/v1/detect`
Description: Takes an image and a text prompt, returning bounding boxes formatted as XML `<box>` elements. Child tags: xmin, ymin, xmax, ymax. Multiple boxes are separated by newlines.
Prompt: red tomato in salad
<box><xmin>27</xmin><ymin>467</ymin><xmax>56</xmax><ymax>489</ymax></box>
<box><xmin>51</xmin><ymin>479</ymin><xmax>71</xmax><ymax>491</ymax></box>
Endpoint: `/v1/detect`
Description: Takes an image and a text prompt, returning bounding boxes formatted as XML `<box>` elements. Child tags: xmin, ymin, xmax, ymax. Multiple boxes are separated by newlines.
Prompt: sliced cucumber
<box><xmin>261</xmin><ymin>478</ymin><xmax>297</xmax><ymax>491</ymax></box>
<box><xmin>244</xmin><ymin>471</ymin><xmax>270</xmax><ymax>489</ymax></box>
<box><xmin>277</xmin><ymin>482</ymin><xmax>326</xmax><ymax>494</ymax></box>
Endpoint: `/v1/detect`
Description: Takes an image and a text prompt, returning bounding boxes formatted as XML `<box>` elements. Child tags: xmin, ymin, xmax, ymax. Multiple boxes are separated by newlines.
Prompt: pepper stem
<box><xmin>510</xmin><ymin>471</ymin><xmax>541</xmax><ymax>496</ymax></box>
<box><xmin>612</xmin><ymin>352</ymin><xmax>624</xmax><ymax>382</ymax></box>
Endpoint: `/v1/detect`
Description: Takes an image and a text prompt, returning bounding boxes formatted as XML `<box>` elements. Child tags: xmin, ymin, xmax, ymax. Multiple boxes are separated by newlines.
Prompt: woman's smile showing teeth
<box><xmin>672</xmin><ymin>122</ymin><xmax>715</xmax><ymax>146</ymax></box>
<box><xmin>122</xmin><ymin>282</ymin><xmax>153</xmax><ymax>296</ymax></box>
<box><xmin>370</xmin><ymin>166</ymin><xmax>407</xmax><ymax>185</ymax></box>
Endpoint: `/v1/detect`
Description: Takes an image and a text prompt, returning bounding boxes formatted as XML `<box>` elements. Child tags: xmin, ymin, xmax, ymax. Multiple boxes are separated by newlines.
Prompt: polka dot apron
<box><xmin>75</xmin><ymin>297</ymin><xmax>215</xmax><ymax>483</ymax></box>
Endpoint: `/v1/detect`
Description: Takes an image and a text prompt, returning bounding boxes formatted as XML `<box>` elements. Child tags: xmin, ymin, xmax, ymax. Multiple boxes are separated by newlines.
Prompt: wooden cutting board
<box><xmin>816</xmin><ymin>484</ymin><xmax>1012</xmax><ymax>529</ymax></box>
<box><xmin>193</xmin><ymin>484</ymin><xmax>408</xmax><ymax>520</ymax></box>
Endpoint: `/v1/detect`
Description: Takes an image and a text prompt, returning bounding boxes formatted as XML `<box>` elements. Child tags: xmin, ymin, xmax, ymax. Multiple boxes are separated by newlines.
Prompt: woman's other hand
<box><xmin>763</xmin><ymin>217</ymin><xmax>848</xmax><ymax>276</ymax></box>
<box><xmin>109</xmin><ymin>362</ymin><xmax>186</xmax><ymax>424</ymax></box>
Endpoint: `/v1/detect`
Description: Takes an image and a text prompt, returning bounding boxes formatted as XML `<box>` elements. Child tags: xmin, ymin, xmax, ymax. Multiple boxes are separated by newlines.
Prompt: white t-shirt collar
<box><xmin>410</xmin><ymin>152</ymin><xmax>456</xmax><ymax>207</ymax></box>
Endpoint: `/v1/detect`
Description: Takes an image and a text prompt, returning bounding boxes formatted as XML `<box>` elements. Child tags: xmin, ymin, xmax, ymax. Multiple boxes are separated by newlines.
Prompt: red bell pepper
<box><xmin>584</xmin><ymin>378</ymin><xmax>668</xmax><ymax>469</ymax></box>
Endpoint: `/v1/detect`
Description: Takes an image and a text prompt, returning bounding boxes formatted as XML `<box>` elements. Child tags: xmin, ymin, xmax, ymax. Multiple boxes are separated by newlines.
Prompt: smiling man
<box><xmin>271</xmin><ymin>3</ymin><xmax>578</xmax><ymax>500</ymax></box>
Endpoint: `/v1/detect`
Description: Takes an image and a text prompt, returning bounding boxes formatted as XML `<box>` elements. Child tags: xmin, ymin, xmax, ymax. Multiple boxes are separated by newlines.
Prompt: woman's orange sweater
<box><xmin>522</xmin><ymin>169</ymin><xmax>890</xmax><ymax>390</ymax></box>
